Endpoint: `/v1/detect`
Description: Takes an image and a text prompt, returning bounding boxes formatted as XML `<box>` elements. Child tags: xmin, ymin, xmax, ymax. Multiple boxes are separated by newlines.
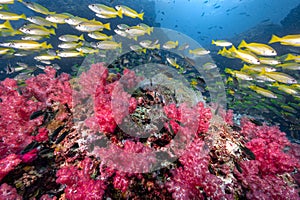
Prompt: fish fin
<box><xmin>3</xmin><ymin>20</ymin><xmax>13</xmax><ymax>30</ymax></box>
<box><xmin>117</xmin><ymin>9</ymin><xmax>123</xmax><ymax>18</ymax></box>
<box><xmin>17</xmin><ymin>0</ymin><xmax>23</xmax><ymax>2</ymax></box>
<box><xmin>238</xmin><ymin>40</ymin><xmax>247</xmax><ymax>49</ymax></box>
<box><xmin>49</xmin><ymin>11</ymin><xmax>56</xmax><ymax>15</ymax></box>
<box><xmin>104</xmin><ymin>23</ymin><xmax>111</xmax><ymax>30</ymax></box>
<box><xmin>260</xmin><ymin>68</ymin><xmax>267</xmax><ymax>75</ymax></box>
<box><xmin>79</xmin><ymin>34</ymin><xmax>85</xmax><ymax>41</ymax></box>
<box><xmin>269</xmin><ymin>34</ymin><xmax>280</xmax><ymax>44</ymax></box>
<box><xmin>138</xmin><ymin>12</ymin><xmax>144</xmax><ymax>20</ymax></box>
<box><xmin>229</xmin><ymin>45</ymin><xmax>237</xmax><ymax>52</ymax></box>
<box><xmin>50</xmin><ymin>28</ymin><xmax>55</xmax><ymax>35</ymax></box>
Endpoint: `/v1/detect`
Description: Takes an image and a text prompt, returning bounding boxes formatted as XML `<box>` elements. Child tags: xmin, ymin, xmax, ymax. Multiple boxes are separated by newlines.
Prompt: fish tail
<box><xmin>21</xmin><ymin>13</ymin><xmax>26</xmax><ymax>19</ymax></box>
<box><xmin>150</xmin><ymin>27</ymin><xmax>154</xmax><ymax>33</ymax></box>
<box><xmin>238</xmin><ymin>40</ymin><xmax>247</xmax><ymax>49</ymax></box>
<box><xmin>52</xmin><ymin>23</ymin><xmax>58</xmax><ymax>28</ymax></box>
<box><xmin>175</xmin><ymin>40</ymin><xmax>178</xmax><ymax>46</ymax></box>
<box><xmin>41</xmin><ymin>42</ymin><xmax>47</xmax><ymax>49</ymax></box>
<box><xmin>118</xmin><ymin>42</ymin><xmax>122</xmax><ymax>48</ymax></box>
<box><xmin>189</xmin><ymin>49</ymin><xmax>193</xmax><ymax>54</ymax></box>
<box><xmin>156</xmin><ymin>44</ymin><xmax>160</xmax><ymax>49</ymax></box>
<box><xmin>285</xmin><ymin>53</ymin><xmax>295</xmax><ymax>61</ymax></box>
<box><xmin>79</xmin><ymin>50</ymin><xmax>85</xmax><ymax>56</ymax></box>
<box><xmin>79</xmin><ymin>34</ymin><xmax>85</xmax><ymax>41</ymax></box>
<box><xmin>269</xmin><ymin>34</ymin><xmax>281</xmax><ymax>44</ymax></box>
<box><xmin>3</xmin><ymin>20</ymin><xmax>13</xmax><ymax>30</ymax></box>
<box><xmin>17</xmin><ymin>0</ymin><xmax>23</xmax><ymax>2</ymax></box>
<box><xmin>241</xmin><ymin>64</ymin><xmax>250</xmax><ymax>71</ymax></box>
<box><xmin>142</xmin><ymin>48</ymin><xmax>146</xmax><ymax>54</ymax></box>
<box><xmin>146</xmin><ymin>28</ymin><xmax>151</xmax><ymax>35</ymax></box>
<box><xmin>224</xmin><ymin>68</ymin><xmax>233</xmax><ymax>74</ymax></box>
<box><xmin>211</xmin><ymin>40</ymin><xmax>216</xmax><ymax>45</ymax></box>
<box><xmin>49</xmin><ymin>11</ymin><xmax>56</xmax><ymax>15</ymax></box>
<box><xmin>108</xmin><ymin>36</ymin><xmax>113</xmax><ymax>40</ymax></box>
<box><xmin>138</xmin><ymin>12</ymin><xmax>144</xmax><ymax>20</ymax></box>
<box><xmin>217</xmin><ymin>49</ymin><xmax>222</xmax><ymax>55</ymax></box>
<box><xmin>117</xmin><ymin>9</ymin><xmax>123</xmax><ymax>18</ymax></box>
<box><xmin>104</xmin><ymin>23</ymin><xmax>111</xmax><ymax>30</ymax></box>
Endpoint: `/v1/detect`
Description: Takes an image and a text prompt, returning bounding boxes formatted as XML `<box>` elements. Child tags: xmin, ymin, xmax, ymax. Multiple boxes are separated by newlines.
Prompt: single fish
<box><xmin>249</xmin><ymin>85</ymin><xmax>277</xmax><ymax>98</ymax></box>
<box><xmin>163</xmin><ymin>40</ymin><xmax>178</xmax><ymax>49</ymax></box>
<box><xmin>65</xmin><ymin>16</ymin><xmax>89</xmax><ymax>26</ymax></box>
<box><xmin>88</xmin><ymin>4</ymin><xmax>122</xmax><ymax>18</ymax></box>
<box><xmin>34</xmin><ymin>54</ymin><xmax>60</xmax><ymax>61</ymax></box>
<box><xmin>259</xmin><ymin>57</ymin><xmax>280</xmax><ymax>65</ymax></box>
<box><xmin>57</xmin><ymin>50</ymin><xmax>84</xmax><ymax>57</ymax></box>
<box><xmin>261</xmin><ymin>70</ymin><xmax>297</xmax><ymax>84</ymax></box>
<box><xmin>212</xmin><ymin>39</ymin><xmax>232</xmax><ymax>47</ymax></box>
<box><xmin>228</xmin><ymin>46</ymin><xmax>260</xmax><ymax>65</ymax></box>
<box><xmin>75</xmin><ymin>21</ymin><xmax>110</xmax><ymax>32</ymax></box>
<box><xmin>58</xmin><ymin>41</ymin><xmax>83</xmax><ymax>49</ymax></box>
<box><xmin>269</xmin><ymin>34</ymin><xmax>300</xmax><ymax>47</ymax></box>
<box><xmin>18</xmin><ymin>0</ymin><xmax>55</xmax><ymax>15</ymax></box>
<box><xmin>238</xmin><ymin>40</ymin><xmax>277</xmax><ymax>56</ymax></box>
<box><xmin>87</xmin><ymin>32</ymin><xmax>112</xmax><ymax>40</ymax></box>
<box><xmin>189</xmin><ymin>47</ymin><xmax>210</xmax><ymax>56</ymax></box>
<box><xmin>166</xmin><ymin>57</ymin><xmax>180</xmax><ymax>69</ymax></box>
<box><xmin>0</xmin><ymin>11</ymin><xmax>26</xmax><ymax>20</ymax></box>
<box><xmin>95</xmin><ymin>41</ymin><xmax>122</xmax><ymax>50</ymax></box>
<box><xmin>59</xmin><ymin>34</ymin><xmax>84</xmax><ymax>42</ymax></box>
<box><xmin>115</xmin><ymin>5</ymin><xmax>144</xmax><ymax>20</ymax></box>
<box><xmin>45</xmin><ymin>13</ymin><xmax>73</xmax><ymax>24</ymax></box>
<box><xmin>27</xmin><ymin>16</ymin><xmax>57</xmax><ymax>28</ymax></box>
<box><xmin>0</xmin><ymin>40</ymin><xmax>52</xmax><ymax>50</ymax></box>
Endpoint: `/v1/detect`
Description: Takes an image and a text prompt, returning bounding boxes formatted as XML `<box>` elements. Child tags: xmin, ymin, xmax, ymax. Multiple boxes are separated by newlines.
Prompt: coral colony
<box><xmin>0</xmin><ymin>63</ymin><xmax>299</xmax><ymax>199</ymax></box>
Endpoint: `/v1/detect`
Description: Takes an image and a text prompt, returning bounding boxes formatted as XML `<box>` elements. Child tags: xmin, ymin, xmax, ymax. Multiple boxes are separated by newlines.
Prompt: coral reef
<box><xmin>0</xmin><ymin>63</ymin><xmax>299</xmax><ymax>199</ymax></box>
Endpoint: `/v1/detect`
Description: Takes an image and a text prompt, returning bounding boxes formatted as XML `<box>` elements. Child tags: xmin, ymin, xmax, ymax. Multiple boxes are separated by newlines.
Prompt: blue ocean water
<box><xmin>155</xmin><ymin>0</ymin><xmax>300</xmax><ymax>47</ymax></box>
